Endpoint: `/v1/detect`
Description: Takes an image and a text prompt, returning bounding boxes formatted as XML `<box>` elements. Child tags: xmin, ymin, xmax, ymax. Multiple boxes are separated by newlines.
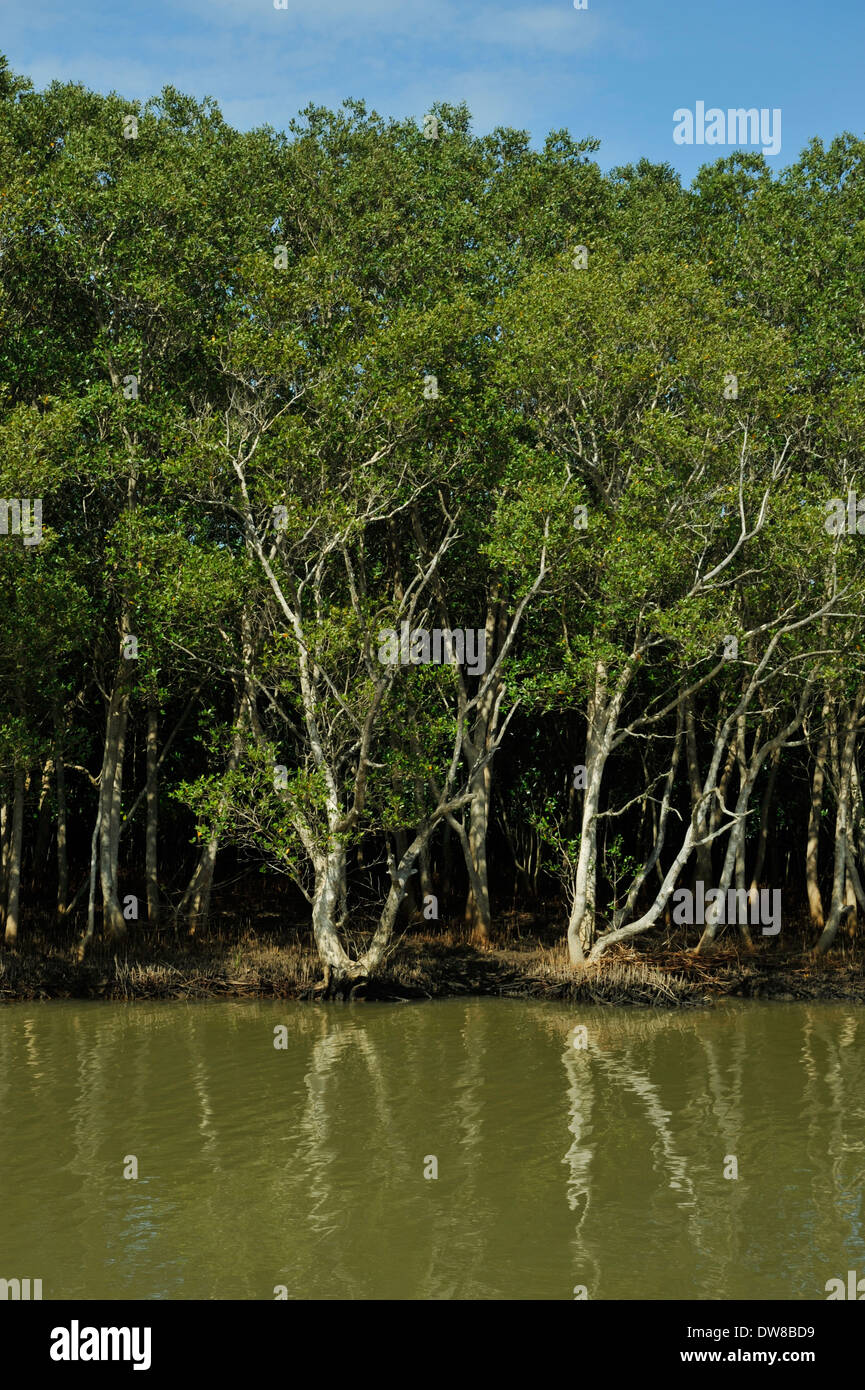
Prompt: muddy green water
<box><xmin>1</xmin><ymin>998</ymin><xmax>863</xmax><ymax>1300</ymax></box>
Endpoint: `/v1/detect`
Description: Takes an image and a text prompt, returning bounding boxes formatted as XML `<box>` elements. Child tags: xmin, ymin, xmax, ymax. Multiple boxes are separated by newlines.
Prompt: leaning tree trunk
<box><xmin>696</xmin><ymin>713</ymin><xmax>802</xmax><ymax>954</ymax></box>
<box><xmin>708</xmin><ymin>734</ymin><xmax>738</xmax><ymax>844</ymax></box>
<box><xmin>733</xmin><ymin>713</ymin><xmax>753</xmax><ymax>949</ymax></box>
<box><xmin>695</xmin><ymin>813</ymin><xmax>746</xmax><ymax>953</ymax></box>
<box><xmin>613</xmin><ymin>699</ymin><xmax>683</xmax><ymax>930</ymax></box>
<box><xmin>843</xmin><ymin>821</ymin><xmax>865</xmax><ymax>919</ymax></box>
<box><xmin>684</xmin><ymin>692</ymin><xmax>713</xmax><ymax>888</ymax></box>
<box><xmin>319</xmin><ymin>816</ymin><xmax>446</xmax><ymax>997</ymax></box>
<box><xmin>567</xmin><ymin>658</ymin><xmax>631</xmax><ymax>963</ymax></box>
<box><xmin>391</xmin><ymin>828</ymin><xmax>417</xmax><ymax>917</ymax></box>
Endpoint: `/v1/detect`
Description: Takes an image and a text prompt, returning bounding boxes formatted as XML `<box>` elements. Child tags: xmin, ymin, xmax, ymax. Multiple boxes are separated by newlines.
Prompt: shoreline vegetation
<box><xmin>3</xmin><ymin>58</ymin><xmax>865</xmax><ymax>993</ymax></box>
<box><xmin>2</xmin><ymin>910</ymin><xmax>863</xmax><ymax>1006</ymax></box>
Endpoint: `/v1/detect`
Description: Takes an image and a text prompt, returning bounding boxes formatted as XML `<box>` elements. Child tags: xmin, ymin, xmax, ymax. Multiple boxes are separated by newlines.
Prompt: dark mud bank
<box><xmin>2</xmin><ymin>936</ymin><xmax>863</xmax><ymax>1007</ymax></box>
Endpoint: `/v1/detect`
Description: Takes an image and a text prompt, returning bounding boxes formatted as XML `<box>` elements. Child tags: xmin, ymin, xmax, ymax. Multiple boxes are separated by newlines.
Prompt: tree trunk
<box><xmin>747</xmin><ymin>745</ymin><xmax>780</xmax><ymax>925</ymax></box>
<box><xmin>414</xmin><ymin>774</ymin><xmax>434</xmax><ymax>907</ymax></box>
<box><xmin>567</xmin><ymin>659</ymin><xmax>631</xmax><ymax>962</ymax></box>
<box><xmin>815</xmin><ymin>685</ymin><xmax>865</xmax><ymax>956</ymax></box>
<box><xmin>696</xmin><ymin>714</ymin><xmax>807</xmax><ymax>954</ymax></box>
<box><xmin>0</xmin><ymin>797</ymin><xmax>8</xmax><ymax>933</ymax></box>
<box><xmin>31</xmin><ymin>757</ymin><xmax>55</xmax><ymax>893</ymax></box>
<box><xmin>462</xmin><ymin>762</ymin><xmax>492</xmax><ymax>944</ymax></box>
<box><xmin>458</xmin><ymin>599</ymin><xmax>505</xmax><ymax>946</ymax></box>
<box><xmin>79</xmin><ymin>808</ymin><xmax>101</xmax><ymax>959</ymax></box>
<box><xmin>418</xmin><ymin>839</ymin><xmax>434</xmax><ymax>907</ymax></box>
<box><xmin>56</xmin><ymin>750</ymin><xmax>68</xmax><ymax>919</ymax></box>
<box><xmin>440</xmin><ymin>820</ymin><xmax>456</xmax><ymax>909</ymax></box>
<box><xmin>805</xmin><ymin>695</ymin><xmax>830</xmax><ymax>930</ymax></box>
<box><xmin>814</xmin><ymin>797</ymin><xmax>850</xmax><ymax>957</ymax></box>
<box><xmin>613</xmin><ymin>699</ymin><xmax>683</xmax><ymax>930</ymax></box>
<box><xmin>178</xmin><ymin>693</ymin><xmax>247</xmax><ymax>932</ymax></box>
<box><xmin>391</xmin><ymin>827</ymin><xmax>416</xmax><ymax>917</ymax></box>
<box><xmin>733</xmin><ymin>713</ymin><xmax>753</xmax><ymax>948</ymax></box>
<box><xmin>695</xmin><ymin>813</ymin><xmax>747</xmax><ymax>952</ymax></box>
<box><xmin>145</xmin><ymin>691</ymin><xmax>159</xmax><ymax>926</ymax></box>
<box><xmin>684</xmin><ymin>692</ymin><xmax>713</xmax><ymax>887</ymax></box>
<box><xmin>315</xmin><ymin>819</ymin><xmax>443</xmax><ymax>996</ymax></box>
<box><xmin>98</xmin><ymin>657</ymin><xmax>131</xmax><ymax>943</ymax></box>
<box><xmin>4</xmin><ymin>764</ymin><xmax>26</xmax><ymax>944</ymax></box>
<box><xmin>311</xmin><ymin>842</ymin><xmax>355</xmax><ymax>985</ymax></box>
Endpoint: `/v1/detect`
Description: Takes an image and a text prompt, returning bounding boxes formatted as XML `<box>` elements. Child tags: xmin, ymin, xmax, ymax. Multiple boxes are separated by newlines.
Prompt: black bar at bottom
<box><xmin>1</xmin><ymin>1298</ymin><xmax>856</xmax><ymax>1376</ymax></box>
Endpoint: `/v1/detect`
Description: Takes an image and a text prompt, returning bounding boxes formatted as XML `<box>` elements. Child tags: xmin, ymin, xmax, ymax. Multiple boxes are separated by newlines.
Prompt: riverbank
<box><xmin>1</xmin><ymin>917</ymin><xmax>863</xmax><ymax>1006</ymax></box>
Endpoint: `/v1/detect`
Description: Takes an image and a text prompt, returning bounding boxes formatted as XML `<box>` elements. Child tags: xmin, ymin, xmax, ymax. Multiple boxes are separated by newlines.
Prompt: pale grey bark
<box><xmin>591</xmin><ymin>605</ymin><xmax>834</xmax><ymax>962</ymax></box>
<box><xmin>806</xmin><ymin>694</ymin><xmax>831</xmax><ymax>930</ymax></box>
<box><xmin>81</xmin><ymin>809</ymin><xmax>100</xmax><ymax>957</ymax></box>
<box><xmin>612</xmin><ymin>698</ymin><xmax>683</xmax><ymax>930</ymax></box>
<box><xmin>684</xmin><ymin>691</ymin><xmax>712</xmax><ymax>888</ymax></box>
<box><xmin>815</xmin><ymin>684</ymin><xmax>865</xmax><ymax>956</ymax></box>
<box><xmin>566</xmin><ymin>657</ymin><xmax>634</xmax><ymax>962</ymax></box>
<box><xmin>696</xmin><ymin>712</ymin><xmax>809</xmax><ymax>954</ymax></box>
<box><xmin>234</xmin><ymin>446</ymin><xmax>547</xmax><ymax>985</ymax></box>
<box><xmin>97</xmin><ymin>669</ymin><xmax>130</xmax><ymax>942</ymax></box>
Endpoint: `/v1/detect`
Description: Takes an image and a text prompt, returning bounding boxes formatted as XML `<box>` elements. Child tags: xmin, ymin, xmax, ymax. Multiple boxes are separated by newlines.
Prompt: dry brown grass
<box><xmin>1</xmin><ymin>907</ymin><xmax>863</xmax><ymax>1006</ymax></box>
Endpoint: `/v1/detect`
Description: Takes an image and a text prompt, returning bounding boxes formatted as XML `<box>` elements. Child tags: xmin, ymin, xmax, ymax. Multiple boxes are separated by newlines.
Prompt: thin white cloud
<box><xmin>4</xmin><ymin>0</ymin><xmax>635</xmax><ymax>145</ymax></box>
<box><xmin>464</xmin><ymin>5</ymin><xmax>604</xmax><ymax>52</ymax></box>
<box><xmin>410</xmin><ymin>62</ymin><xmax>601</xmax><ymax>133</ymax></box>
<box><xmin>171</xmin><ymin>0</ymin><xmax>606</xmax><ymax>52</ymax></box>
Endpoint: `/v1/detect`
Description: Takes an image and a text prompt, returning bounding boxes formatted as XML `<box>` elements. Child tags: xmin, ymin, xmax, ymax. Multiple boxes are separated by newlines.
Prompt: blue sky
<box><xmin>3</xmin><ymin>0</ymin><xmax>862</xmax><ymax>179</ymax></box>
